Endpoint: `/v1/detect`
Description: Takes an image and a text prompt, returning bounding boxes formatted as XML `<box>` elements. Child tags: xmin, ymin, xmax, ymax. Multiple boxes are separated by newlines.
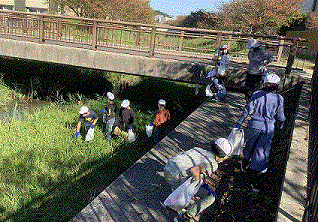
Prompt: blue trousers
<box><xmin>153</xmin><ymin>127</ymin><xmax>163</xmax><ymax>144</ymax></box>
<box><xmin>244</xmin><ymin>127</ymin><xmax>274</xmax><ymax>172</ymax></box>
<box><xmin>105</xmin><ymin>118</ymin><xmax>115</xmax><ymax>141</ymax></box>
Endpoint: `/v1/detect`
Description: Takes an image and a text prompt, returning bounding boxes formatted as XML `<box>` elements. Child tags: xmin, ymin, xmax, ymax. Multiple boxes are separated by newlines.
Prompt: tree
<box><xmin>220</xmin><ymin>0</ymin><xmax>304</xmax><ymax>34</ymax></box>
<box><xmin>49</xmin><ymin>0</ymin><xmax>155</xmax><ymax>23</ymax></box>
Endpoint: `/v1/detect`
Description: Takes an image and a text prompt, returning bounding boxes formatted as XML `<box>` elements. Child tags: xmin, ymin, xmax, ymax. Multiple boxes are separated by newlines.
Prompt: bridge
<box><xmin>0</xmin><ymin>10</ymin><xmax>305</xmax><ymax>87</ymax></box>
<box><xmin>0</xmin><ymin>10</ymin><xmax>309</xmax><ymax>222</ymax></box>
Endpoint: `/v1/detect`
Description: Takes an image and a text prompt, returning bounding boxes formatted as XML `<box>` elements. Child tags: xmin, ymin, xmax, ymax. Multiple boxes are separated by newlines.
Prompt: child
<box><xmin>101</xmin><ymin>92</ymin><xmax>116</xmax><ymax>142</ymax></box>
<box><xmin>205</xmin><ymin>70</ymin><xmax>226</xmax><ymax>102</ymax></box>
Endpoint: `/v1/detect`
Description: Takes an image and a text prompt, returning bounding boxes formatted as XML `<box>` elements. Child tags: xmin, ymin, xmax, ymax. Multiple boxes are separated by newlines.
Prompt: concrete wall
<box><xmin>0</xmin><ymin>37</ymin><xmax>210</xmax><ymax>85</ymax></box>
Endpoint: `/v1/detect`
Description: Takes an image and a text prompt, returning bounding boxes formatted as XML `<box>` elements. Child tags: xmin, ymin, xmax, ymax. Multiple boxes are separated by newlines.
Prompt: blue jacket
<box><xmin>237</xmin><ymin>90</ymin><xmax>285</xmax><ymax>133</ymax></box>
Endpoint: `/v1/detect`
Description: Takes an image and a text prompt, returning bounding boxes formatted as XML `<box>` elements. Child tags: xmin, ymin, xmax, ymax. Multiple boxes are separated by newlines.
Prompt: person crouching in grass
<box><xmin>75</xmin><ymin>106</ymin><xmax>98</xmax><ymax>142</ymax></box>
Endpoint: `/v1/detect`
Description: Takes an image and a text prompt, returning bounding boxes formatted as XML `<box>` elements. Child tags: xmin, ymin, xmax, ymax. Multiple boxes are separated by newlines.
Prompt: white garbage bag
<box><xmin>146</xmin><ymin>124</ymin><xmax>154</xmax><ymax>137</ymax></box>
<box><xmin>127</xmin><ymin>129</ymin><xmax>136</xmax><ymax>143</ymax></box>
<box><xmin>85</xmin><ymin>128</ymin><xmax>94</xmax><ymax>142</ymax></box>
<box><xmin>164</xmin><ymin>177</ymin><xmax>202</xmax><ymax>212</ymax></box>
<box><xmin>227</xmin><ymin>128</ymin><xmax>244</xmax><ymax>155</ymax></box>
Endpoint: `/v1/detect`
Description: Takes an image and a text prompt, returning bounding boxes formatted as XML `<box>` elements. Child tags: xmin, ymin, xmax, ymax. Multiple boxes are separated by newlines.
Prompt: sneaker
<box><xmin>251</xmin><ymin>183</ymin><xmax>261</xmax><ymax>192</ymax></box>
<box><xmin>174</xmin><ymin>212</ymin><xmax>191</xmax><ymax>222</ymax></box>
<box><xmin>241</xmin><ymin>158</ymin><xmax>250</xmax><ymax>172</ymax></box>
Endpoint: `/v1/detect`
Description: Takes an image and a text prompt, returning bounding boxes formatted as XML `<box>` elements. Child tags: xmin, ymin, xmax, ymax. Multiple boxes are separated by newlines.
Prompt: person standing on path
<box><xmin>235</xmin><ymin>73</ymin><xmax>285</xmax><ymax>192</ymax></box>
<box><xmin>245</xmin><ymin>39</ymin><xmax>274</xmax><ymax>102</ymax></box>
<box><xmin>101</xmin><ymin>92</ymin><xmax>117</xmax><ymax>142</ymax></box>
<box><xmin>76</xmin><ymin>106</ymin><xmax>98</xmax><ymax>142</ymax></box>
<box><xmin>151</xmin><ymin>99</ymin><xmax>170</xmax><ymax>144</ymax></box>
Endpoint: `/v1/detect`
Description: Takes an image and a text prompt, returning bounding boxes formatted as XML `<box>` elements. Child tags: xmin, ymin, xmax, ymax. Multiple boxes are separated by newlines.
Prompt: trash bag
<box><xmin>227</xmin><ymin>128</ymin><xmax>244</xmax><ymax>155</ymax></box>
<box><xmin>127</xmin><ymin>129</ymin><xmax>136</xmax><ymax>143</ymax></box>
<box><xmin>164</xmin><ymin>177</ymin><xmax>202</xmax><ymax>212</ymax></box>
<box><xmin>205</xmin><ymin>84</ymin><xmax>214</xmax><ymax>97</ymax></box>
<box><xmin>146</xmin><ymin>124</ymin><xmax>154</xmax><ymax>137</ymax></box>
<box><xmin>85</xmin><ymin>128</ymin><xmax>94</xmax><ymax>142</ymax></box>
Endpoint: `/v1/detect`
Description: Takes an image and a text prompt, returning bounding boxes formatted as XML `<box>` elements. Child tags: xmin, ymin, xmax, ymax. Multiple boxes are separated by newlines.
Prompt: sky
<box><xmin>150</xmin><ymin>0</ymin><xmax>231</xmax><ymax>18</ymax></box>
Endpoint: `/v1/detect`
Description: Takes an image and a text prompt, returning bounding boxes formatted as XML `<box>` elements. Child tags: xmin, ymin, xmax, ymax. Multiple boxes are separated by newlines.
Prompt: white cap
<box><xmin>222</xmin><ymin>45</ymin><xmax>228</xmax><ymax>49</ymax></box>
<box><xmin>206</xmin><ymin>70</ymin><xmax>216</xmax><ymax>78</ymax></box>
<box><xmin>107</xmin><ymin>92</ymin><xmax>114</xmax><ymax>100</ymax></box>
<box><xmin>158</xmin><ymin>99</ymin><xmax>166</xmax><ymax>106</ymax></box>
<box><xmin>264</xmin><ymin>73</ymin><xmax>280</xmax><ymax>84</ymax></box>
<box><xmin>121</xmin><ymin>99</ymin><xmax>130</xmax><ymax>108</ymax></box>
<box><xmin>246</xmin><ymin>39</ymin><xmax>261</xmax><ymax>49</ymax></box>
<box><xmin>79</xmin><ymin>106</ymin><xmax>89</xmax><ymax>114</ymax></box>
<box><xmin>215</xmin><ymin>138</ymin><xmax>233</xmax><ymax>155</ymax></box>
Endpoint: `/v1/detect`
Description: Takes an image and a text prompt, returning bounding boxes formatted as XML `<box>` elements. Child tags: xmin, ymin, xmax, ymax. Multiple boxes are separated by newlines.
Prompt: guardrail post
<box><xmin>178</xmin><ymin>31</ymin><xmax>185</xmax><ymax>51</ymax></box>
<box><xmin>91</xmin><ymin>20</ymin><xmax>98</xmax><ymax>50</ymax></box>
<box><xmin>136</xmin><ymin>26</ymin><xmax>141</xmax><ymax>46</ymax></box>
<box><xmin>277</xmin><ymin>39</ymin><xmax>284</xmax><ymax>63</ymax></box>
<box><xmin>149</xmin><ymin>27</ymin><xmax>156</xmax><ymax>57</ymax></box>
<box><xmin>38</xmin><ymin>15</ymin><xmax>44</xmax><ymax>43</ymax></box>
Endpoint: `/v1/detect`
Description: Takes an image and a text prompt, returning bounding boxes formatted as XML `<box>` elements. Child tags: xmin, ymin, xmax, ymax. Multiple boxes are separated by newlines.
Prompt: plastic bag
<box><xmin>127</xmin><ymin>129</ymin><xmax>136</xmax><ymax>143</ymax></box>
<box><xmin>164</xmin><ymin>177</ymin><xmax>202</xmax><ymax>212</ymax></box>
<box><xmin>85</xmin><ymin>128</ymin><xmax>94</xmax><ymax>142</ymax></box>
<box><xmin>227</xmin><ymin>128</ymin><xmax>244</xmax><ymax>155</ymax></box>
<box><xmin>205</xmin><ymin>84</ymin><xmax>214</xmax><ymax>97</ymax></box>
<box><xmin>146</xmin><ymin>124</ymin><xmax>153</xmax><ymax>137</ymax></box>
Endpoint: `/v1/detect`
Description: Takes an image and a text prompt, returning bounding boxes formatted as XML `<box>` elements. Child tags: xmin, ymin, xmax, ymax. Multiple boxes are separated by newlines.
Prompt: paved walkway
<box><xmin>70</xmin><ymin>92</ymin><xmax>245</xmax><ymax>222</ymax></box>
<box><xmin>277</xmin><ymin>72</ymin><xmax>311</xmax><ymax>222</ymax></box>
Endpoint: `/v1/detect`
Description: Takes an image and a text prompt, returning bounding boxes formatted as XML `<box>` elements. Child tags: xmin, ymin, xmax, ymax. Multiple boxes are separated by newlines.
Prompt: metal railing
<box><xmin>0</xmin><ymin>10</ymin><xmax>306</xmax><ymax>74</ymax></box>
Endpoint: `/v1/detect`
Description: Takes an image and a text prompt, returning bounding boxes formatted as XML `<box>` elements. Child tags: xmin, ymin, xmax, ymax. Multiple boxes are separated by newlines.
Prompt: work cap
<box><xmin>246</xmin><ymin>39</ymin><xmax>261</xmax><ymax>49</ymax></box>
<box><xmin>79</xmin><ymin>106</ymin><xmax>89</xmax><ymax>114</ymax></box>
<box><xmin>158</xmin><ymin>99</ymin><xmax>166</xmax><ymax>106</ymax></box>
<box><xmin>206</xmin><ymin>70</ymin><xmax>216</xmax><ymax>78</ymax></box>
<box><xmin>215</xmin><ymin>138</ymin><xmax>233</xmax><ymax>155</ymax></box>
<box><xmin>121</xmin><ymin>99</ymin><xmax>130</xmax><ymax>108</ymax></box>
<box><xmin>264</xmin><ymin>73</ymin><xmax>280</xmax><ymax>84</ymax></box>
<box><xmin>107</xmin><ymin>92</ymin><xmax>115</xmax><ymax>100</ymax></box>
<box><xmin>222</xmin><ymin>45</ymin><xmax>228</xmax><ymax>49</ymax></box>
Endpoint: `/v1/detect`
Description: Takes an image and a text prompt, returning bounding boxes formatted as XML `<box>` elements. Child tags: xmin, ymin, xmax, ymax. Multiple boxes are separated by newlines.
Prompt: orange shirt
<box><xmin>153</xmin><ymin>109</ymin><xmax>170</xmax><ymax>128</ymax></box>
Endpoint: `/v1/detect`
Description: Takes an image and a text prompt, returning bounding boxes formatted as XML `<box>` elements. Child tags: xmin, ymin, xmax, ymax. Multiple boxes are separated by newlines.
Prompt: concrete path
<box><xmin>276</xmin><ymin>72</ymin><xmax>311</xmax><ymax>222</ymax></box>
<box><xmin>70</xmin><ymin>92</ymin><xmax>245</xmax><ymax>222</ymax></box>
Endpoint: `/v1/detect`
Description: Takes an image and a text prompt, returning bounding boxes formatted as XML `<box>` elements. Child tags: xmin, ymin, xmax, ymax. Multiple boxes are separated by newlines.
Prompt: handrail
<box><xmin>0</xmin><ymin>9</ymin><xmax>308</xmax><ymax>74</ymax></box>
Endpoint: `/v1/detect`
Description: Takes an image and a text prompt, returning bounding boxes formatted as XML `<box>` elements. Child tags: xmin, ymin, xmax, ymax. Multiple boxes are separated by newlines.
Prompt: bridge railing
<box><xmin>0</xmin><ymin>10</ymin><xmax>306</xmax><ymax>74</ymax></box>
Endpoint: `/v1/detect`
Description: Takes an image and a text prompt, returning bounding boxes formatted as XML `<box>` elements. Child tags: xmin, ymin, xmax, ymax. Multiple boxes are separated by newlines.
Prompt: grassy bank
<box><xmin>0</xmin><ymin>69</ymin><xmax>206</xmax><ymax>221</ymax></box>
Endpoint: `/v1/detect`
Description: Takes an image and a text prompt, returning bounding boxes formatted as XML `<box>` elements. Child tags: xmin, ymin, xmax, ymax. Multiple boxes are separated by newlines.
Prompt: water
<box><xmin>0</xmin><ymin>100</ymin><xmax>51</xmax><ymax>122</ymax></box>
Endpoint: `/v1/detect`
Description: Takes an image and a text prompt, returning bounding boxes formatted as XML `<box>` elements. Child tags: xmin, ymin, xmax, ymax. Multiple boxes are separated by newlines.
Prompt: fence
<box><xmin>0</xmin><ymin>10</ymin><xmax>308</xmax><ymax>75</ymax></box>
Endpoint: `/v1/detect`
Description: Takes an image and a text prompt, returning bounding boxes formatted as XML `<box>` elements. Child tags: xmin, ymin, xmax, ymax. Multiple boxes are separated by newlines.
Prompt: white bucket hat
<box><xmin>107</xmin><ymin>92</ymin><xmax>115</xmax><ymax>100</ymax></box>
<box><xmin>121</xmin><ymin>99</ymin><xmax>130</xmax><ymax>108</ymax></box>
<box><xmin>264</xmin><ymin>73</ymin><xmax>280</xmax><ymax>84</ymax></box>
<box><xmin>246</xmin><ymin>39</ymin><xmax>261</xmax><ymax>49</ymax></box>
<box><xmin>158</xmin><ymin>99</ymin><xmax>166</xmax><ymax>106</ymax></box>
<box><xmin>215</xmin><ymin>138</ymin><xmax>233</xmax><ymax>155</ymax></box>
<box><xmin>79</xmin><ymin>106</ymin><xmax>89</xmax><ymax>114</ymax></box>
<box><xmin>206</xmin><ymin>70</ymin><xmax>216</xmax><ymax>78</ymax></box>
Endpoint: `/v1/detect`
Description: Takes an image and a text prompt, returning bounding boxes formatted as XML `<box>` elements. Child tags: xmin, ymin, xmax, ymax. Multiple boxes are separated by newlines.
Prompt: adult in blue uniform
<box><xmin>245</xmin><ymin>39</ymin><xmax>274</xmax><ymax>102</ymax></box>
<box><xmin>235</xmin><ymin>73</ymin><xmax>285</xmax><ymax>192</ymax></box>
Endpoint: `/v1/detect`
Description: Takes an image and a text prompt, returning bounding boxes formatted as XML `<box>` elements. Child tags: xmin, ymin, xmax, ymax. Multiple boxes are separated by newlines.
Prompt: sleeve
<box><xmin>237</xmin><ymin>94</ymin><xmax>256</xmax><ymax>125</ymax></box>
<box><xmin>276</xmin><ymin>95</ymin><xmax>286</xmax><ymax>130</ymax></box>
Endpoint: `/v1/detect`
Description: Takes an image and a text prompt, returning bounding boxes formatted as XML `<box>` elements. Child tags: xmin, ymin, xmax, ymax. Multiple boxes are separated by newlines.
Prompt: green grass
<box><xmin>0</xmin><ymin>71</ymin><xmax>207</xmax><ymax>221</ymax></box>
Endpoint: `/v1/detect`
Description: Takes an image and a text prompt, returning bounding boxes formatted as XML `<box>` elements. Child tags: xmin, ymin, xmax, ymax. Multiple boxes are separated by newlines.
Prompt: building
<box><xmin>304</xmin><ymin>0</ymin><xmax>318</xmax><ymax>12</ymax></box>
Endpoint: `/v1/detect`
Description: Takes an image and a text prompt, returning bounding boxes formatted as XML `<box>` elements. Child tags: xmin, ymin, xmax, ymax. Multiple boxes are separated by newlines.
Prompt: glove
<box><xmin>90</xmin><ymin>124</ymin><xmax>95</xmax><ymax>129</ymax></box>
<box><xmin>149</xmin><ymin>123</ymin><xmax>153</xmax><ymax>126</ymax></box>
<box><xmin>75</xmin><ymin>131</ymin><xmax>80</xmax><ymax>138</ymax></box>
<box><xmin>201</xmin><ymin>183</ymin><xmax>216</xmax><ymax>197</ymax></box>
<box><xmin>235</xmin><ymin>123</ymin><xmax>241</xmax><ymax>129</ymax></box>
